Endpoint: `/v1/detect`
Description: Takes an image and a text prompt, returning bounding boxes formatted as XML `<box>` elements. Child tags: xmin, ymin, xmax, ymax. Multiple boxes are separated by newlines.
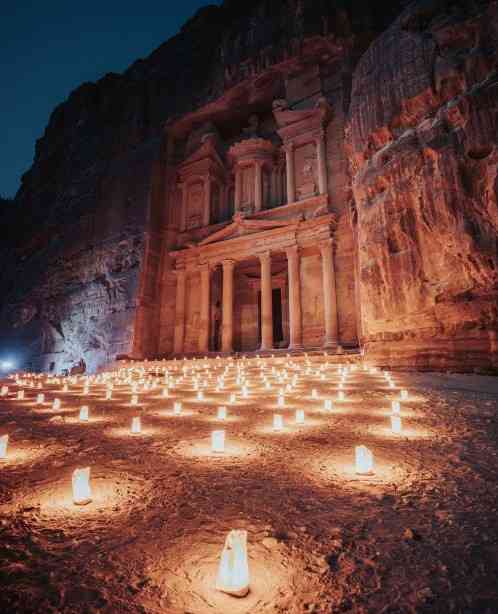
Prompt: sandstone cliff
<box><xmin>349</xmin><ymin>0</ymin><xmax>498</xmax><ymax>371</ymax></box>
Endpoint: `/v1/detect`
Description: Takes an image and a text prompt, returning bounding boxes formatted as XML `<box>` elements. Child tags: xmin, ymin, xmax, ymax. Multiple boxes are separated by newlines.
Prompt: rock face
<box><xmin>1</xmin><ymin>0</ymin><xmax>497</xmax><ymax>373</ymax></box>
<box><xmin>349</xmin><ymin>0</ymin><xmax>498</xmax><ymax>371</ymax></box>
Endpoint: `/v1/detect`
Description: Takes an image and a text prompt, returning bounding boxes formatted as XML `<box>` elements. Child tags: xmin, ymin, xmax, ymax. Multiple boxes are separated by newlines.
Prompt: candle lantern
<box><xmin>174</xmin><ymin>401</ymin><xmax>182</xmax><ymax>415</ymax></box>
<box><xmin>277</xmin><ymin>394</ymin><xmax>285</xmax><ymax>407</ymax></box>
<box><xmin>79</xmin><ymin>406</ymin><xmax>89</xmax><ymax>422</ymax></box>
<box><xmin>391</xmin><ymin>415</ymin><xmax>402</xmax><ymax>433</ymax></box>
<box><xmin>105</xmin><ymin>389</ymin><xmax>112</xmax><ymax>400</ymax></box>
<box><xmin>72</xmin><ymin>467</ymin><xmax>92</xmax><ymax>505</ymax></box>
<box><xmin>391</xmin><ymin>400</ymin><xmax>401</xmax><ymax>414</ymax></box>
<box><xmin>162</xmin><ymin>388</ymin><xmax>169</xmax><ymax>398</ymax></box>
<box><xmin>197</xmin><ymin>390</ymin><xmax>204</xmax><ymax>401</ymax></box>
<box><xmin>17</xmin><ymin>390</ymin><xmax>24</xmax><ymax>400</ymax></box>
<box><xmin>131</xmin><ymin>394</ymin><xmax>139</xmax><ymax>406</ymax></box>
<box><xmin>311</xmin><ymin>388</ymin><xmax>318</xmax><ymax>399</ymax></box>
<box><xmin>131</xmin><ymin>416</ymin><xmax>141</xmax><ymax>434</ymax></box>
<box><xmin>400</xmin><ymin>389</ymin><xmax>408</xmax><ymax>400</ymax></box>
<box><xmin>211</xmin><ymin>430</ymin><xmax>225</xmax><ymax>453</ymax></box>
<box><xmin>0</xmin><ymin>434</ymin><xmax>8</xmax><ymax>460</ymax></box>
<box><xmin>1</xmin><ymin>386</ymin><xmax>8</xmax><ymax>396</ymax></box>
<box><xmin>217</xmin><ymin>406</ymin><xmax>227</xmax><ymax>421</ymax></box>
<box><xmin>36</xmin><ymin>393</ymin><xmax>45</xmax><ymax>405</ymax></box>
<box><xmin>273</xmin><ymin>414</ymin><xmax>283</xmax><ymax>431</ymax></box>
<box><xmin>229</xmin><ymin>393</ymin><xmax>236</xmax><ymax>404</ymax></box>
<box><xmin>355</xmin><ymin>445</ymin><xmax>374</xmax><ymax>475</ymax></box>
<box><xmin>295</xmin><ymin>409</ymin><xmax>305</xmax><ymax>424</ymax></box>
<box><xmin>52</xmin><ymin>398</ymin><xmax>61</xmax><ymax>410</ymax></box>
<box><xmin>216</xmin><ymin>529</ymin><xmax>250</xmax><ymax>597</ymax></box>
<box><xmin>337</xmin><ymin>391</ymin><xmax>345</xmax><ymax>401</ymax></box>
<box><xmin>324</xmin><ymin>399</ymin><xmax>333</xmax><ymax>411</ymax></box>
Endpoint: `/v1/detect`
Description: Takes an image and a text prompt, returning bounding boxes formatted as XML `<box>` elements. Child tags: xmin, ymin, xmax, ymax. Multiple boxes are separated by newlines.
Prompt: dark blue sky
<box><xmin>0</xmin><ymin>0</ymin><xmax>219</xmax><ymax>198</ymax></box>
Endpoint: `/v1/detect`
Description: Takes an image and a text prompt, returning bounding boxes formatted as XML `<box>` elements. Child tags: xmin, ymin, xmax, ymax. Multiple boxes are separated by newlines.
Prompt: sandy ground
<box><xmin>0</xmin><ymin>357</ymin><xmax>497</xmax><ymax>614</ymax></box>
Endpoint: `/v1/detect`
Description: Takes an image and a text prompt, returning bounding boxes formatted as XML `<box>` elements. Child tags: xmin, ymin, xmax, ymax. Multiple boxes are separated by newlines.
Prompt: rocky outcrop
<box><xmin>349</xmin><ymin>0</ymin><xmax>498</xmax><ymax>371</ymax></box>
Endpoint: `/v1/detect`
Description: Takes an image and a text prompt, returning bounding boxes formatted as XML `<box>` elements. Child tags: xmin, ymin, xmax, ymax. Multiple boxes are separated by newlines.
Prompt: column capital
<box><xmin>222</xmin><ymin>259</ymin><xmax>236</xmax><ymax>269</ymax></box>
<box><xmin>198</xmin><ymin>261</ymin><xmax>211</xmax><ymax>273</ymax></box>
<box><xmin>173</xmin><ymin>266</ymin><xmax>186</xmax><ymax>278</ymax></box>
<box><xmin>258</xmin><ymin>251</ymin><xmax>272</xmax><ymax>263</ymax></box>
<box><xmin>283</xmin><ymin>141</ymin><xmax>295</xmax><ymax>154</ymax></box>
<box><xmin>285</xmin><ymin>245</ymin><xmax>300</xmax><ymax>260</ymax></box>
<box><xmin>319</xmin><ymin>238</ymin><xmax>334</xmax><ymax>253</ymax></box>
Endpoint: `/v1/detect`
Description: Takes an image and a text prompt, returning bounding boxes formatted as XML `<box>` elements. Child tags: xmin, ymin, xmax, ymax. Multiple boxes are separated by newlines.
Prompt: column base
<box><xmin>322</xmin><ymin>340</ymin><xmax>342</xmax><ymax>352</ymax></box>
<box><xmin>288</xmin><ymin>343</ymin><xmax>303</xmax><ymax>351</ymax></box>
<box><xmin>259</xmin><ymin>345</ymin><xmax>273</xmax><ymax>352</ymax></box>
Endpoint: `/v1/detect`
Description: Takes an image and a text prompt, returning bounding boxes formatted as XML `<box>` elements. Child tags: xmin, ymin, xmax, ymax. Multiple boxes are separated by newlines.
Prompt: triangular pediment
<box><xmin>198</xmin><ymin>213</ymin><xmax>301</xmax><ymax>246</ymax></box>
<box><xmin>178</xmin><ymin>137</ymin><xmax>225</xmax><ymax>175</ymax></box>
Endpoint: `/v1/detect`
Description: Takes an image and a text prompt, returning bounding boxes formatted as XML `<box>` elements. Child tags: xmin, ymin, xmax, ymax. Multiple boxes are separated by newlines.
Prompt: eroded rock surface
<box><xmin>349</xmin><ymin>0</ymin><xmax>498</xmax><ymax>371</ymax></box>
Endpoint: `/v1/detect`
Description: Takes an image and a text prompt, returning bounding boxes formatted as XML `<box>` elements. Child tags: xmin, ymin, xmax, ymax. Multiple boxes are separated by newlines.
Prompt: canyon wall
<box><xmin>349</xmin><ymin>0</ymin><xmax>498</xmax><ymax>371</ymax></box>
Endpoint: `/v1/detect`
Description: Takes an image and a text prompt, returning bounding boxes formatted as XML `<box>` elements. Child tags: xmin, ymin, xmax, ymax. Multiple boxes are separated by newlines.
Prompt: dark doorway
<box><xmin>257</xmin><ymin>288</ymin><xmax>284</xmax><ymax>346</ymax></box>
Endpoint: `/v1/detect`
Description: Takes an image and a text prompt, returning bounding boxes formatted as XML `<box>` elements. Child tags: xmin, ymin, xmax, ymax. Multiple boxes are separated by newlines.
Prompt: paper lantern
<box><xmin>217</xmin><ymin>406</ymin><xmax>227</xmax><ymax>421</ymax></box>
<box><xmin>79</xmin><ymin>406</ymin><xmax>89</xmax><ymax>422</ymax></box>
<box><xmin>17</xmin><ymin>390</ymin><xmax>24</xmax><ymax>400</ymax></box>
<box><xmin>391</xmin><ymin>415</ymin><xmax>402</xmax><ymax>434</ymax></box>
<box><xmin>400</xmin><ymin>389</ymin><xmax>408</xmax><ymax>400</ymax></box>
<box><xmin>131</xmin><ymin>416</ymin><xmax>141</xmax><ymax>434</ymax></box>
<box><xmin>72</xmin><ymin>467</ymin><xmax>92</xmax><ymax>505</ymax></box>
<box><xmin>36</xmin><ymin>393</ymin><xmax>45</xmax><ymax>405</ymax></box>
<box><xmin>216</xmin><ymin>529</ymin><xmax>250</xmax><ymax>597</ymax></box>
<box><xmin>211</xmin><ymin>430</ymin><xmax>225</xmax><ymax>453</ymax></box>
<box><xmin>355</xmin><ymin>445</ymin><xmax>374</xmax><ymax>475</ymax></box>
<box><xmin>324</xmin><ymin>399</ymin><xmax>333</xmax><ymax>411</ymax></box>
<box><xmin>0</xmin><ymin>434</ymin><xmax>8</xmax><ymax>460</ymax></box>
<box><xmin>52</xmin><ymin>398</ymin><xmax>61</xmax><ymax>410</ymax></box>
<box><xmin>273</xmin><ymin>414</ymin><xmax>283</xmax><ymax>431</ymax></box>
<box><xmin>391</xmin><ymin>400</ymin><xmax>400</xmax><ymax>414</ymax></box>
<box><xmin>295</xmin><ymin>409</ymin><xmax>305</xmax><ymax>424</ymax></box>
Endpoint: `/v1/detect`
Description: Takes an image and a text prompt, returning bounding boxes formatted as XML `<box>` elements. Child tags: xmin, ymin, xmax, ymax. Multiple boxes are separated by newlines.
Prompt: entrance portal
<box><xmin>258</xmin><ymin>288</ymin><xmax>284</xmax><ymax>348</ymax></box>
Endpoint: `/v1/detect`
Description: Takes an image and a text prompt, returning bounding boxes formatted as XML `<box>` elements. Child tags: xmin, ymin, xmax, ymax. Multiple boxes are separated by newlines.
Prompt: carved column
<box><xmin>254</xmin><ymin>161</ymin><xmax>263</xmax><ymax>211</ymax></box>
<box><xmin>259</xmin><ymin>251</ymin><xmax>273</xmax><ymax>350</ymax></box>
<box><xmin>203</xmin><ymin>175</ymin><xmax>211</xmax><ymax>227</ymax></box>
<box><xmin>198</xmin><ymin>263</ymin><xmax>210</xmax><ymax>353</ymax></box>
<box><xmin>286</xmin><ymin>245</ymin><xmax>303</xmax><ymax>349</ymax></box>
<box><xmin>180</xmin><ymin>183</ymin><xmax>187</xmax><ymax>232</ymax></box>
<box><xmin>316</xmin><ymin>130</ymin><xmax>328</xmax><ymax>195</ymax></box>
<box><xmin>320</xmin><ymin>238</ymin><xmax>339</xmax><ymax>348</ymax></box>
<box><xmin>221</xmin><ymin>259</ymin><xmax>235</xmax><ymax>352</ymax></box>
<box><xmin>284</xmin><ymin>144</ymin><xmax>296</xmax><ymax>204</ymax></box>
<box><xmin>234</xmin><ymin>167</ymin><xmax>241</xmax><ymax>213</ymax></box>
<box><xmin>173</xmin><ymin>268</ymin><xmax>186</xmax><ymax>354</ymax></box>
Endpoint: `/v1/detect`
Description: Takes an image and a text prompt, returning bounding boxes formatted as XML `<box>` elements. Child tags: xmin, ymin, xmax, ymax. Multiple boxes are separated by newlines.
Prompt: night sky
<box><xmin>0</xmin><ymin>0</ymin><xmax>219</xmax><ymax>198</ymax></box>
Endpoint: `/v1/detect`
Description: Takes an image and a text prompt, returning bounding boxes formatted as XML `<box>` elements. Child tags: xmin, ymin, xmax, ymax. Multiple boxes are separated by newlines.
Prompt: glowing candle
<box><xmin>162</xmin><ymin>388</ymin><xmax>169</xmax><ymax>398</ymax></box>
<box><xmin>0</xmin><ymin>434</ymin><xmax>8</xmax><ymax>460</ymax></box>
<box><xmin>216</xmin><ymin>529</ymin><xmax>250</xmax><ymax>597</ymax></box>
<box><xmin>277</xmin><ymin>394</ymin><xmax>285</xmax><ymax>407</ymax></box>
<box><xmin>337</xmin><ymin>391</ymin><xmax>345</xmax><ymax>401</ymax></box>
<box><xmin>295</xmin><ymin>409</ymin><xmax>305</xmax><ymax>424</ymax></box>
<box><xmin>229</xmin><ymin>393</ymin><xmax>236</xmax><ymax>404</ymax></box>
<box><xmin>265</xmin><ymin>381</ymin><xmax>272</xmax><ymax>390</ymax></box>
<box><xmin>131</xmin><ymin>416</ymin><xmax>141</xmax><ymax>434</ymax></box>
<box><xmin>211</xmin><ymin>430</ymin><xmax>225</xmax><ymax>453</ymax></box>
<box><xmin>273</xmin><ymin>414</ymin><xmax>283</xmax><ymax>431</ymax></box>
<box><xmin>52</xmin><ymin>398</ymin><xmax>61</xmax><ymax>410</ymax></box>
<box><xmin>400</xmin><ymin>389</ymin><xmax>408</xmax><ymax>400</ymax></box>
<box><xmin>131</xmin><ymin>394</ymin><xmax>139</xmax><ymax>406</ymax></box>
<box><xmin>355</xmin><ymin>445</ymin><xmax>374</xmax><ymax>475</ymax></box>
<box><xmin>174</xmin><ymin>401</ymin><xmax>182</xmax><ymax>415</ymax></box>
<box><xmin>391</xmin><ymin>415</ymin><xmax>402</xmax><ymax>433</ymax></box>
<box><xmin>79</xmin><ymin>406</ymin><xmax>89</xmax><ymax>422</ymax></box>
<box><xmin>72</xmin><ymin>467</ymin><xmax>92</xmax><ymax>505</ymax></box>
<box><xmin>1</xmin><ymin>386</ymin><xmax>8</xmax><ymax>396</ymax></box>
<box><xmin>388</xmin><ymin>380</ymin><xmax>396</xmax><ymax>389</ymax></box>
<box><xmin>36</xmin><ymin>393</ymin><xmax>45</xmax><ymax>405</ymax></box>
<box><xmin>197</xmin><ymin>390</ymin><xmax>204</xmax><ymax>401</ymax></box>
<box><xmin>17</xmin><ymin>390</ymin><xmax>24</xmax><ymax>400</ymax></box>
<box><xmin>391</xmin><ymin>400</ymin><xmax>400</xmax><ymax>414</ymax></box>
<box><xmin>324</xmin><ymin>399</ymin><xmax>333</xmax><ymax>411</ymax></box>
<box><xmin>217</xmin><ymin>406</ymin><xmax>227</xmax><ymax>421</ymax></box>
<box><xmin>311</xmin><ymin>388</ymin><xmax>318</xmax><ymax>399</ymax></box>
<box><xmin>105</xmin><ymin>389</ymin><xmax>112</xmax><ymax>400</ymax></box>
